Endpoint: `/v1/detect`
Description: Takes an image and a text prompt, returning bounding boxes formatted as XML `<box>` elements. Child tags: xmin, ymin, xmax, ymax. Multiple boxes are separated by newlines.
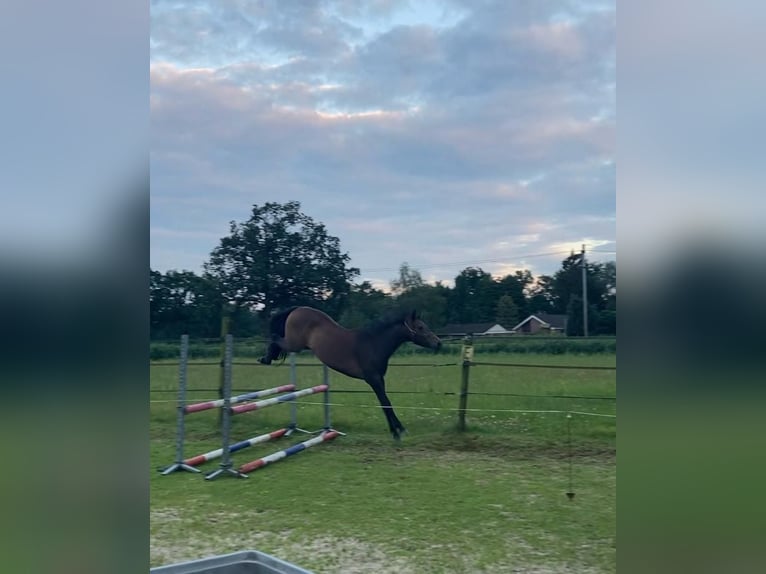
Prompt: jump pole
<box><xmin>184</xmin><ymin>428</ymin><xmax>289</xmax><ymax>467</ymax></box>
<box><xmin>238</xmin><ymin>431</ymin><xmax>340</xmax><ymax>475</ymax></box>
<box><xmin>235</xmin><ymin>364</ymin><xmax>344</xmax><ymax>476</ymax></box>
<box><xmin>202</xmin><ymin>347</ymin><xmax>344</xmax><ymax>480</ymax></box>
<box><xmin>184</xmin><ymin>384</ymin><xmax>296</xmax><ymax>414</ymax></box>
<box><xmin>159</xmin><ymin>335</ymin><xmax>200</xmax><ymax>475</ymax></box>
<box><xmin>230</xmin><ymin>385</ymin><xmax>329</xmax><ymax>415</ymax></box>
<box><xmin>205</xmin><ymin>334</ymin><xmax>248</xmax><ymax>480</ymax></box>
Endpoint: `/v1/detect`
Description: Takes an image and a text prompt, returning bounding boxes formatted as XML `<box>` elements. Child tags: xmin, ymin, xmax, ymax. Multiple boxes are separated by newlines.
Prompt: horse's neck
<box><xmin>378</xmin><ymin>325</ymin><xmax>407</xmax><ymax>362</ymax></box>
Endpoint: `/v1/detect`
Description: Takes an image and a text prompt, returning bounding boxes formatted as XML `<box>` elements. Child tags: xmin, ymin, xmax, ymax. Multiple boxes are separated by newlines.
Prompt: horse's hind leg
<box><xmin>258</xmin><ymin>341</ymin><xmax>284</xmax><ymax>365</ymax></box>
<box><xmin>366</xmin><ymin>375</ymin><xmax>406</xmax><ymax>441</ymax></box>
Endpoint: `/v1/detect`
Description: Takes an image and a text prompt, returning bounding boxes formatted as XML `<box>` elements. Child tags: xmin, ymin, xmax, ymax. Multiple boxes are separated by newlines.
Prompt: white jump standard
<box><xmin>159</xmin><ymin>334</ymin><xmax>344</xmax><ymax>480</ymax></box>
<box><xmin>159</xmin><ymin>335</ymin><xmax>201</xmax><ymax>475</ymax></box>
<box><xmin>206</xmin><ymin>342</ymin><xmax>343</xmax><ymax>481</ymax></box>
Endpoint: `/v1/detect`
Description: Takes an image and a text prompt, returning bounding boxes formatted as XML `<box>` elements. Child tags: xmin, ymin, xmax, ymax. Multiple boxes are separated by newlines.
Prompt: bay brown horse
<box><xmin>259</xmin><ymin>306</ymin><xmax>442</xmax><ymax>440</ymax></box>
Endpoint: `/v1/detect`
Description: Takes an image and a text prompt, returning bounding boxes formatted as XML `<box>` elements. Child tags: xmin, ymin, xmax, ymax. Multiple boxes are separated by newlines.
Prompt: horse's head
<box><xmin>403</xmin><ymin>310</ymin><xmax>442</xmax><ymax>351</ymax></box>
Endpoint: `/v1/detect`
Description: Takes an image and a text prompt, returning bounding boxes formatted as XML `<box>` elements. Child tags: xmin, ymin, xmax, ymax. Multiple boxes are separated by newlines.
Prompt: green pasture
<box><xmin>150</xmin><ymin>351</ymin><xmax>616</xmax><ymax>573</ymax></box>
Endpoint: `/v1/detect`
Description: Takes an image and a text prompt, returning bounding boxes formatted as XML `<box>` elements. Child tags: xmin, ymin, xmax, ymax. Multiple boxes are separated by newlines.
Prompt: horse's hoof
<box><xmin>258</xmin><ymin>357</ymin><xmax>271</xmax><ymax>365</ymax></box>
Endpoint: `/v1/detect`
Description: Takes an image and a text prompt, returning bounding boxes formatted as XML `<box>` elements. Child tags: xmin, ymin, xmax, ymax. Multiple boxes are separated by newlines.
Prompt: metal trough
<box><xmin>150</xmin><ymin>550</ymin><xmax>313</xmax><ymax>574</ymax></box>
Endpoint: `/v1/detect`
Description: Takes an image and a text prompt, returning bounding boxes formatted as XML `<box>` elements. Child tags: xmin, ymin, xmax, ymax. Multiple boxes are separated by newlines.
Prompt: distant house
<box><xmin>511</xmin><ymin>313</ymin><xmax>568</xmax><ymax>334</ymax></box>
<box><xmin>438</xmin><ymin>322</ymin><xmax>510</xmax><ymax>336</ymax></box>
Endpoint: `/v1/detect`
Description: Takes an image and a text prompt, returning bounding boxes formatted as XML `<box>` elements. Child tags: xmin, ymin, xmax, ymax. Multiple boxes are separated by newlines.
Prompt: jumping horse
<box><xmin>259</xmin><ymin>306</ymin><xmax>442</xmax><ymax>440</ymax></box>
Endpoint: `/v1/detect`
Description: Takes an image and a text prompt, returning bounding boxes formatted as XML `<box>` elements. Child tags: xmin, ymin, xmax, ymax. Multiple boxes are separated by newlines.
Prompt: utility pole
<box><xmin>581</xmin><ymin>244</ymin><xmax>588</xmax><ymax>337</ymax></box>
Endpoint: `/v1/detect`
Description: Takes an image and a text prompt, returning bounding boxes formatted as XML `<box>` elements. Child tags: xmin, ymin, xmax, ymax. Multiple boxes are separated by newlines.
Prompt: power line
<box><xmin>359</xmin><ymin>250</ymin><xmax>573</xmax><ymax>273</ymax></box>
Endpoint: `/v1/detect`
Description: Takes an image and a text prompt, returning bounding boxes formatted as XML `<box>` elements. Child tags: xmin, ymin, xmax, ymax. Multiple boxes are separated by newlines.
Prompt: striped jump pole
<box><xmin>184</xmin><ymin>384</ymin><xmax>296</xmax><ymax>414</ymax></box>
<box><xmin>184</xmin><ymin>428</ymin><xmax>288</xmax><ymax>467</ymax></box>
<box><xmin>159</xmin><ymin>335</ymin><xmax>201</xmax><ymax>475</ymax></box>
<box><xmin>230</xmin><ymin>384</ymin><xmax>329</xmax><ymax>415</ymax></box>
<box><xmin>239</xmin><ymin>431</ymin><xmax>340</xmax><ymax>475</ymax></box>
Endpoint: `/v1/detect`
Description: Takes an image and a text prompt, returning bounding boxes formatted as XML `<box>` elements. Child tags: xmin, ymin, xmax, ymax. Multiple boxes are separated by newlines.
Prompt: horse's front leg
<box><xmin>365</xmin><ymin>374</ymin><xmax>406</xmax><ymax>441</ymax></box>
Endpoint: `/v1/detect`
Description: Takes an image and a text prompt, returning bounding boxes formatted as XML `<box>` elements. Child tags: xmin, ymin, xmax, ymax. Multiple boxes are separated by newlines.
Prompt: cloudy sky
<box><xmin>150</xmin><ymin>0</ymin><xmax>615</xmax><ymax>289</ymax></box>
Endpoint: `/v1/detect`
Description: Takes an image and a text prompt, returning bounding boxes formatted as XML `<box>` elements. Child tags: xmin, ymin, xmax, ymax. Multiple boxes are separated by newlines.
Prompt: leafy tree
<box><xmin>449</xmin><ymin>267</ymin><xmax>497</xmax><ymax>323</ymax></box>
<box><xmin>387</xmin><ymin>263</ymin><xmax>448</xmax><ymax>327</ymax></box>
<box><xmin>390</xmin><ymin>262</ymin><xmax>424</xmax><ymax>295</ymax></box>
<box><xmin>596</xmin><ymin>309</ymin><xmax>616</xmax><ymax>335</ymax></box>
<box><xmin>150</xmin><ymin>269</ymin><xmax>224</xmax><ymax>339</ymax></box>
<box><xmin>548</xmin><ymin>252</ymin><xmax>609</xmax><ymax>314</ymax></box>
<box><xmin>565</xmin><ymin>295</ymin><xmax>600</xmax><ymax>336</ymax></box>
<box><xmin>495</xmin><ymin>294</ymin><xmax>520</xmax><ymax>329</ymax></box>
<box><xmin>527</xmin><ymin>275</ymin><xmax>556</xmax><ymax>315</ymax></box>
<box><xmin>338</xmin><ymin>281</ymin><xmax>392</xmax><ymax>328</ymax></box>
<box><xmin>396</xmin><ymin>284</ymin><xmax>449</xmax><ymax>327</ymax></box>
<box><xmin>599</xmin><ymin>261</ymin><xmax>617</xmax><ymax>311</ymax></box>
<box><xmin>496</xmin><ymin>270</ymin><xmax>533</xmax><ymax>319</ymax></box>
<box><xmin>204</xmin><ymin>201</ymin><xmax>359</xmax><ymax>322</ymax></box>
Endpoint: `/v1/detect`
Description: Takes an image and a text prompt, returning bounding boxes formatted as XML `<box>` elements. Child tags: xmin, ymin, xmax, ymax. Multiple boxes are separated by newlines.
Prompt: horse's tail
<box><xmin>260</xmin><ymin>306</ymin><xmax>299</xmax><ymax>364</ymax></box>
<box><xmin>269</xmin><ymin>306</ymin><xmax>299</xmax><ymax>339</ymax></box>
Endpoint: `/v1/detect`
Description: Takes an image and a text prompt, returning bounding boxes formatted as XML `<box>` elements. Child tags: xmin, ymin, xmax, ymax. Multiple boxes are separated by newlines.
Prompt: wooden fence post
<box><xmin>458</xmin><ymin>334</ymin><xmax>474</xmax><ymax>432</ymax></box>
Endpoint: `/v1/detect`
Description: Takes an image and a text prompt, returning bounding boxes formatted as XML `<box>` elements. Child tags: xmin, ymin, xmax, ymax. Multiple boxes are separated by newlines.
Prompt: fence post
<box><xmin>458</xmin><ymin>334</ymin><xmax>474</xmax><ymax>432</ymax></box>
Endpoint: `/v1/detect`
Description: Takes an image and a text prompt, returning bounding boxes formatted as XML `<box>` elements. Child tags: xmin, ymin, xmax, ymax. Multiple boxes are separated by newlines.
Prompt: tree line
<box><xmin>151</xmin><ymin>201</ymin><xmax>616</xmax><ymax>340</ymax></box>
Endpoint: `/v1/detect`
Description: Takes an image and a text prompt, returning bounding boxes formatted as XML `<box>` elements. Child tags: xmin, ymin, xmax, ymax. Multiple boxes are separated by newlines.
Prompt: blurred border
<box><xmin>619</xmin><ymin>1</ymin><xmax>765</xmax><ymax>572</ymax></box>
<box><xmin>0</xmin><ymin>1</ymin><xmax>149</xmax><ymax>573</ymax></box>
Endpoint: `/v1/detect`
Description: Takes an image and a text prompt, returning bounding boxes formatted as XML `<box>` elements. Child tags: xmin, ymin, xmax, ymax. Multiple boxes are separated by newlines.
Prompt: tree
<box><xmin>396</xmin><ymin>284</ymin><xmax>449</xmax><ymax>327</ymax></box>
<box><xmin>527</xmin><ymin>275</ymin><xmax>556</xmax><ymax>314</ymax></box>
<box><xmin>495</xmin><ymin>295</ymin><xmax>520</xmax><ymax>329</ymax></box>
<box><xmin>599</xmin><ymin>261</ymin><xmax>617</xmax><ymax>311</ymax></box>
<box><xmin>449</xmin><ymin>267</ymin><xmax>497</xmax><ymax>323</ymax></box>
<box><xmin>390</xmin><ymin>262</ymin><xmax>424</xmax><ymax>295</ymax></box>
<box><xmin>338</xmin><ymin>281</ymin><xmax>392</xmax><ymax>328</ymax></box>
<box><xmin>596</xmin><ymin>309</ymin><xmax>616</xmax><ymax>335</ymax></box>
<box><xmin>204</xmin><ymin>201</ymin><xmax>359</xmax><ymax>321</ymax></box>
<box><xmin>495</xmin><ymin>270</ymin><xmax>533</xmax><ymax>319</ymax></box>
<box><xmin>548</xmin><ymin>252</ymin><xmax>609</xmax><ymax>314</ymax></box>
<box><xmin>565</xmin><ymin>295</ymin><xmax>600</xmax><ymax>336</ymax></box>
<box><xmin>150</xmin><ymin>269</ymin><xmax>225</xmax><ymax>339</ymax></box>
<box><xmin>388</xmin><ymin>263</ymin><xmax>447</xmax><ymax>327</ymax></box>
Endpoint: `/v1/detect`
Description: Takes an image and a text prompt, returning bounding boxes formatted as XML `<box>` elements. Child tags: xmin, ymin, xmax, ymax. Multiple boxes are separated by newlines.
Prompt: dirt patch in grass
<box><xmin>150</xmin><ymin>506</ymin><xmax>604</xmax><ymax>573</ymax></box>
<box><xmin>150</xmin><ymin>507</ymin><xmax>414</xmax><ymax>573</ymax></box>
<box><xmin>151</xmin><ymin>508</ymin><xmax>270</xmax><ymax>567</ymax></box>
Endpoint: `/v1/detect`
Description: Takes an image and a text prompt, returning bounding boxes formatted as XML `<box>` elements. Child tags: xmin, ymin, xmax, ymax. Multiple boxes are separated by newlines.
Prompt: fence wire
<box><xmin>149</xmin><ymin>387</ymin><xmax>614</xmax><ymax>400</ymax></box>
<box><xmin>148</xmin><ymin>397</ymin><xmax>615</xmax><ymax>418</ymax></box>
<box><xmin>151</xmin><ymin>360</ymin><xmax>616</xmax><ymax>371</ymax></box>
<box><xmin>150</xmin><ymin>345</ymin><xmax>616</xmax><ymax>420</ymax></box>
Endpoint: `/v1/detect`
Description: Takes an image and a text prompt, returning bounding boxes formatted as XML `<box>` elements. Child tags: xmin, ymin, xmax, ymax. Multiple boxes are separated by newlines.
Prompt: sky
<box><xmin>150</xmin><ymin>0</ymin><xmax>615</xmax><ymax>290</ymax></box>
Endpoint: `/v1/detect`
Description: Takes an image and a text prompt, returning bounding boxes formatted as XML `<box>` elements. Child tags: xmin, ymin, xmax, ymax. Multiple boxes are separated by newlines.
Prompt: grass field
<box><xmin>150</xmin><ymin>350</ymin><xmax>616</xmax><ymax>573</ymax></box>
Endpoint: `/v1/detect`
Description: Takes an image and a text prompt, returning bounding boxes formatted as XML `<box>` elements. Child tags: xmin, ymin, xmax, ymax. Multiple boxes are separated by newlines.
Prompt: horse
<box><xmin>259</xmin><ymin>306</ymin><xmax>442</xmax><ymax>440</ymax></box>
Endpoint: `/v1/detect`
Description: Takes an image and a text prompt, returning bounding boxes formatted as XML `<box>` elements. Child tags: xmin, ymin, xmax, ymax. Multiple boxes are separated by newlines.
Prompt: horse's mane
<box><xmin>359</xmin><ymin>308</ymin><xmax>412</xmax><ymax>336</ymax></box>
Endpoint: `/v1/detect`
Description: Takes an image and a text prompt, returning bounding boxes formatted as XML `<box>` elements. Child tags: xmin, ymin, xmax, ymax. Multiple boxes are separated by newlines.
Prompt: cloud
<box><xmin>150</xmin><ymin>0</ymin><xmax>615</xmax><ymax>282</ymax></box>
